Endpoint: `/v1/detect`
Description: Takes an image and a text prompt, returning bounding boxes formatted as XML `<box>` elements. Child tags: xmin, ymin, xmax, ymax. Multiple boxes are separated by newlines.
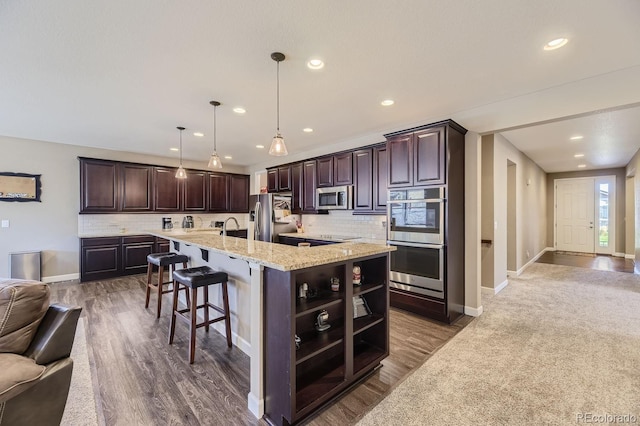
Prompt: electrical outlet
<box><xmin>1</xmin><ymin>220</ymin><xmax>9</xmax><ymax>228</ymax></box>
<box><xmin>382</xmin><ymin>221</ymin><xmax>387</xmax><ymax>228</ymax></box>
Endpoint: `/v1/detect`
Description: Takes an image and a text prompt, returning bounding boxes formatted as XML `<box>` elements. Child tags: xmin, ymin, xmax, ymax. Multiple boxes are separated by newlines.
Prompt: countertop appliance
<box><xmin>182</xmin><ymin>215</ymin><xmax>194</xmax><ymax>228</ymax></box>
<box><xmin>249</xmin><ymin>193</ymin><xmax>298</xmax><ymax>242</ymax></box>
<box><xmin>387</xmin><ymin>186</ymin><xmax>446</xmax><ymax>299</ymax></box>
<box><xmin>162</xmin><ymin>217</ymin><xmax>173</xmax><ymax>229</ymax></box>
<box><xmin>316</xmin><ymin>185</ymin><xmax>353</xmax><ymax>210</ymax></box>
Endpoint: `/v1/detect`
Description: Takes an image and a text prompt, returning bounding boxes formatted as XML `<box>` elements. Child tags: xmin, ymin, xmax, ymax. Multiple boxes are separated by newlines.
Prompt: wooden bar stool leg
<box><xmin>182</xmin><ymin>262</ymin><xmax>190</xmax><ymax>310</ymax></box>
<box><xmin>156</xmin><ymin>265</ymin><xmax>164</xmax><ymax>318</ymax></box>
<box><xmin>168</xmin><ymin>279</ymin><xmax>179</xmax><ymax>344</ymax></box>
<box><xmin>144</xmin><ymin>262</ymin><xmax>153</xmax><ymax>308</ymax></box>
<box><xmin>189</xmin><ymin>286</ymin><xmax>198</xmax><ymax>364</ymax></box>
<box><xmin>222</xmin><ymin>281</ymin><xmax>232</xmax><ymax>348</ymax></box>
<box><xmin>204</xmin><ymin>285</ymin><xmax>210</xmax><ymax>332</ymax></box>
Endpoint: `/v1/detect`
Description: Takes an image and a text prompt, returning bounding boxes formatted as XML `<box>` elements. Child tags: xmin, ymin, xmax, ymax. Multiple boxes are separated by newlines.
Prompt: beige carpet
<box><xmin>61</xmin><ymin>318</ymin><xmax>99</xmax><ymax>426</ymax></box>
<box><xmin>357</xmin><ymin>263</ymin><xmax>640</xmax><ymax>425</ymax></box>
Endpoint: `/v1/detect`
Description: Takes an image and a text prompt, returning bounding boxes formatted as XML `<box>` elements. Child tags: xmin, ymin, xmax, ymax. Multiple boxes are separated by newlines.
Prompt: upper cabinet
<box><xmin>302</xmin><ymin>160</ymin><xmax>318</xmax><ymax>212</ymax></box>
<box><xmin>353</xmin><ymin>144</ymin><xmax>387</xmax><ymax>214</ymax></box>
<box><xmin>267</xmin><ymin>165</ymin><xmax>292</xmax><ymax>193</ymax></box>
<box><xmin>79</xmin><ymin>157</ymin><xmax>250</xmax><ymax>214</ymax></box>
<box><xmin>316</xmin><ymin>156</ymin><xmax>334</xmax><ymax>187</ymax></box>
<box><xmin>334</xmin><ymin>152</ymin><xmax>353</xmax><ymax>186</ymax></box>
<box><xmin>228</xmin><ymin>174</ymin><xmax>250</xmax><ymax>213</ymax></box>
<box><xmin>385</xmin><ymin>122</ymin><xmax>462</xmax><ymax>188</ymax></box>
<box><xmin>373</xmin><ymin>144</ymin><xmax>388</xmax><ymax>212</ymax></box>
<box><xmin>80</xmin><ymin>158</ymin><xmax>120</xmax><ymax>212</ymax></box>
<box><xmin>291</xmin><ymin>162</ymin><xmax>304</xmax><ymax>213</ymax></box>
<box><xmin>153</xmin><ymin>166</ymin><xmax>182</xmax><ymax>211</ymax></box>
<box><xmin>121</xmin><ymin>163</ymin><xmax>153</xmax><ymax>211</ymax></box>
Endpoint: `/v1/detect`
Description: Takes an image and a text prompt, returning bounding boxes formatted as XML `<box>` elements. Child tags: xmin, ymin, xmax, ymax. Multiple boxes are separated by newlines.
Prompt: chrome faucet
<box><xmin>222</xmin><ymin>217</ymin><xmax>239</xmax><ymax>236</ymax></box>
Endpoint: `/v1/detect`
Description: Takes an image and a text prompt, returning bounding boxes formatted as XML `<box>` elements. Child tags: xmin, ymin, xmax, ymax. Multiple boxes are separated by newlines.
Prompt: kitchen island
<box><xmin>147</xmin><ymin>229</ymin><xmax>394</xmax><ymax>424</ymax></box>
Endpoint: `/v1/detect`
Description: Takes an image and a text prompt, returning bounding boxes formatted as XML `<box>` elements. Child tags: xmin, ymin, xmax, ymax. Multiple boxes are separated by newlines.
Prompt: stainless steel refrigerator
<box><xmin>249</xmin><ymin>193</ymin><xmax>298</xmax><ymax>242</ymax></box>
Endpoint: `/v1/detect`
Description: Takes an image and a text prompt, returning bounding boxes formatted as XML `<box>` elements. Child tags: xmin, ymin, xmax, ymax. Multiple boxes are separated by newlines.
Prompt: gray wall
<box><xmin>626</xmin><ymin>148</ymin><xmax>640</xmax><ymax>268</ymax></box>
<box><xmin>0</xmin><ymin>135</ymin><xmax>246</xmax><ymax>280</ymax></box>
<box><xmin>545</xmin><ymin>168</ymin><xmax>626</xmax><ymax>254</ymax></box>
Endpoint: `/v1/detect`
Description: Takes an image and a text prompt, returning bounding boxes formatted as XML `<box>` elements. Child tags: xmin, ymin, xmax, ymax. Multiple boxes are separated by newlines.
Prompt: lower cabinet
<box><xmin>80</xmin><ymin>235</ymin><xmax>169</xmax><ymax>282</ymax></box>
<box><xmin>278</xmin><ymin>236</ymin><xmax>336</xmax><ymax>247</ymax></box>
<box><xmin>263</xmin><ymin>253</ymin><xmax>389</xmax><ymax>425</ymax></box>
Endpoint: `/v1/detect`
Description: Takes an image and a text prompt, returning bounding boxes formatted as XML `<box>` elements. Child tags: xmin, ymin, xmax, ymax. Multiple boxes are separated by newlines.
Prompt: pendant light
<box><xmin>208</xmin><ymin>100</ymin><xmax>223</xmax><ymax>169</ymax></box>
<box><xmin>269</xmin><ymin>52</ymin><xmax>288</xmax><ymax>156</ymax></box>
<box><xmin>175</xmin><ymin>126</ymin><xmax>187</xmax><ymax>179</ymax></box>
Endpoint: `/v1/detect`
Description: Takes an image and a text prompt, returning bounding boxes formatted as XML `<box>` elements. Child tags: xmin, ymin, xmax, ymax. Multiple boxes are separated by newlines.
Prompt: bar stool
<box><xmin>145</xmin><ymin>252</ymin><xmax>190</xmax><ymax>318</ymax></box>
<box><xmin>169</xmin><ymin>266</ymin><xmax>232</xmax><ymax>364</ymax></box>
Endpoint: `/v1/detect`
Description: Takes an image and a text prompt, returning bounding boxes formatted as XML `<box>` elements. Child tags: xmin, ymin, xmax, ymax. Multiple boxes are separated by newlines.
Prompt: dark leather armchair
<box><xmin>0</xmin><ymin>279</ymin><xmax>82</xmax><ymax>426</ymax></box>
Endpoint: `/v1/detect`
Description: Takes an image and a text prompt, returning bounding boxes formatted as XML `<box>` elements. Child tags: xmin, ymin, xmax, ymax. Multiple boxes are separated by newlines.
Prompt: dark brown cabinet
<box><xmin>353</xmin><ymin>144</ymin><xmax>387</xmax><ymax>214</ymax></box>
<box><xmin>266</xmin><ymin>165</ymin><xmax>292</xmax><ymax>193</ymax></box>
<box><xmin>373</xmin><ymin>145</ymin><xmax>388</xmax><ymax>212</ymax></box>
<box><xmin>334</xmin><ymin>152</ymin><xmax>353</xmax><ymax>186</ymax></box>
<box><xmin>291</xmin><ymin>162</ymin><xmax>304</xmax><ymax>213</ymax></box>
<box><xmin>387</xmin><ymin>126</ymin><xmax>446</xmax><ymax>187</ymax></box>
<box><xmin>183</xmin><ymin>170</ymin><xmax>207</xmax><ymax>211</ymax></box>
<box><xmin>153</xmin><ymin>167</ymin><xmax>182</xmax><ymax>211</ymax></box>
<box><xmin>302</xmin><ymin>160</ymin><xmax>318</xmax><ymax>212</ymax></box>
<box><xmin>79</xmin><ymin>158</ymin><xmax>249</xmax><ymax>214</ymax></box>
<box><xmin>81</xmin><ymin>235</ymin><xmax>159</xmax><ymax>282</ymax></box>
<box><xmin>264</xmin><ymin>253</ymin><xmax>389</xmax><ymax>425</ymax></box>
<box><xmin>121</xmin><ymin>164</ymin><xmax>153</xmax><ymax>211</ymax></box>
<box><xmin>353</xmin><ymin>148</ymin><xmax>373</xmax><ymax>211</ymax></box>
<box><xmin>80</xmin><ymin>159</ymin><xmax>119</xmax><ymax>212</ymax></box>
<box><xmin>208</xmin><ymin>173</ymin><xmax>229</xmax><ymax>212</ymax></box>
<box><xmin>316</xmin><ymin>156</ymin><xmax>334</xmax><ymax>187</ymax></box>
<box><xmin>228</xmin><ymin>174</ymin><xmax>249</xmax><ymax>212</ymax></box>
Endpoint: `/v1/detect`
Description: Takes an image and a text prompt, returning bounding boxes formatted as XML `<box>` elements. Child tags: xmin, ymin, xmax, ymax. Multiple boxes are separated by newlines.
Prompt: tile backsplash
<box><xmin>78</xmin><ymin>213</ymin><xmax>249</xmax><ymax>236</ymax></box>
<box><xmin>301</xmin><ymin>211</ymin><xmax>386</xmax><ymax>242</ymax></box>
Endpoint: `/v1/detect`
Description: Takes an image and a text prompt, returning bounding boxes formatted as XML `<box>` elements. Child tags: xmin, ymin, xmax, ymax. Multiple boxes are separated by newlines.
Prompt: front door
<box><xmin>556</xmin><ymin>179</ymin><xmax>595</xmax><ymax>253</ymax></box>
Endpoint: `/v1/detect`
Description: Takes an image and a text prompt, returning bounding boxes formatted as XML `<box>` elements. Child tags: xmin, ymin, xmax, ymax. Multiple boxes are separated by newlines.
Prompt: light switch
<box><xmin>1</xmin><ymin>220</ymin><xmax>9</xmax><ymax>228</ymax></box>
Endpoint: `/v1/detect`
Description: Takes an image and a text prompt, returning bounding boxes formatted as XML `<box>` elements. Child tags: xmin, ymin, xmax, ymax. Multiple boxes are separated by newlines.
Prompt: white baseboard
<box><xmin>545</xmin><ymin>246</ymin><xmax>556</xmax><ymax>252</ymax></box>
<box><xmin>625</xmin><ymin>254</ymin><xmax>635</xmax><ymax>260</ymax></box>
<box><xmin>515</xmin><ymin>247</ymin><xmax>551</xmax><ymax>276</ymax></box>
<box><xmin>481</xmin><ymin>278</ymin><xmax>508</xmax><ymax>295</ymax></box>
<box><xmin>464</xmin><ymin>305</ymin><xmax>483</xmax><ymax>317</ymax></box>
<box><xmin>613</xmin><ymin>252</ymin><xmax>626</xmax><ymax>258</ymax></box>
<box><xmin>42</xmin><ymin>273</ymin><xmax>79</xmax><ymax>283</ymax></box>
<box><xmin>212</xmin><ymin>322</ymin><xmax>251</xmax><ymax>356</ymax></box>
<box><xmin>247</xmin><ymin>392</ymin><xmax>264</xmax><ymax>418</ymax></box>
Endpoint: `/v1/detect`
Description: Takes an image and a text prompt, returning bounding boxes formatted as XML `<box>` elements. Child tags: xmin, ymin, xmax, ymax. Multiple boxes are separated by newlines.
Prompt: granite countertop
<box><xmin>278</xmin><ymin>232</ymin><xmax>387</xmax><ymax>245</ymax></box>
<box><xmin>147</xmin><ymin>229</ymin><xmax>394</xmax><ymax>272</ymax></box>
<box><xmin>78</xmin><ymin>227</ymin><xmax>237</xmax><ymax>238</ymax></box>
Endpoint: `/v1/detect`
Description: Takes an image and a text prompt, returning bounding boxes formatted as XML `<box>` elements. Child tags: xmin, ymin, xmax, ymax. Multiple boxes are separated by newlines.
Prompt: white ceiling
<box><xmin>1</xmin><ymin>0</ymin><xmax>639</xmax><ymax>172</ymax></box>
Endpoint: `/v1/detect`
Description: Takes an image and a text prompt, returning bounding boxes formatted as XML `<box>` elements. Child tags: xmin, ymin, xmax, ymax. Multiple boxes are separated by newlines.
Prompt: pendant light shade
<box><xmin>269</xmin><ymin>52</ymin><xmax>288</xmax><ymax>156</ymax></box>
<box><xmin>208</xmin><ymin>100</ymin><xmax>223</xmax><ymax>169</ymax></box>
<box><xmin>175</xmin><ymin>126</ymin><xmax>187</xmax><ymax>179</ymax></box>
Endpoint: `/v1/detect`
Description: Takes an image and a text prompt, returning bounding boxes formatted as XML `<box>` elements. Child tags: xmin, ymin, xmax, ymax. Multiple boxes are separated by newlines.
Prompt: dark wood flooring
<box><xmin>50</xmin><ymin>275</ymin><xmax>471</xmax><ymax>426</ymax></box>
<box><xmin>536</xmin><ymin>251</ymin><xmax>635</xmax><ymax>273</ymax></box>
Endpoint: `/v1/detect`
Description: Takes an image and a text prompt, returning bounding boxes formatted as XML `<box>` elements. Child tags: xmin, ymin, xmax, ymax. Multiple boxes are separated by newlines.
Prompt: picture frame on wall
<box><xmin>0</xmin><ymin>172</ymin><xmax>42</xmax><ymax>202</ymax></box>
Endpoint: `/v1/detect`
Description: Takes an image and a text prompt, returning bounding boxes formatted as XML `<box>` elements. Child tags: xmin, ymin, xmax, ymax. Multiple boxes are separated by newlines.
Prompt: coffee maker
<box><xmin>162</xmin><ymin>217</ymin><xmax>173</xmax><ymax>230</ymax></box>
<box><xmin>182</xmin><ymin>215</ymin><xmax>194</xmax><ymax>228</ymax></box>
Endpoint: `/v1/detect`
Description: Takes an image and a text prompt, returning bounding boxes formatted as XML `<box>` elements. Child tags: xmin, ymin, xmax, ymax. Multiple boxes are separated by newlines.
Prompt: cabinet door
<box><xmin>316</xmin><ymin>156</ymin><xmax>334</xmax><ymax>187</ymax></box>
<box><xmin>122</xmin><ymin>236</ymin><xmax>155</xmax><ymax>275</ymax></box>
<box><xmin>303</xmin><ymin>160</ymin><xmax>318</xmax><ymax>212</ymax></box>
<box><xmin>334</xmin><ymin>152</ymin><xmax>353</xmax><ymax>186</ymax></box>
<box><xmin>156</xmin><ymin>238</ymin><xmax>170</xmax><ymax>254</ymax></box>
<box><xmin>278</xmin><ymin>165</ymin><xmax>292</xmax><ymax>191</ymax></box>
<box><xmin>267</xmin><ymin>169</ymin><xmax>278</xmax><ymax>192</ymax></box>
<box><xmin>229</xmin><ymin>174</ymin><xmax>249</xmax><ymax>212</ymax></box>
<box><xmin>414</xmin><ymin>127</ymin><xmax>445</xmax><ymax>186</ymax></box>
<box><xmin>80</xmin><ymin>159</ymin><xmax>119</xmax><ymax>212</ymax></box>
<box><xmin>353</xmin><ymin>149</ymin><xmax>373</xmax><ymax>211</ymax></box>
<box><xmin>153</xmin><ymin>167</ymin><xmax>182</xmax><ymax>211</ymax></box>
<box><xmin>208</xmin><ymin>173</ymin><xmax>229</xmax><ymax>212</ymax></box>
<box><xmin>373</xmin><ymin>145</ymin><xmax>388</xmax><ymax>212</ymax></box>
<box><xmin>121</xmin><ymin>164</ymin><xmax>153</xmax><ymax>211</ymax></box>
<box><xmin>80</xmin><ymin>238</ymin><xmax>121</xmax><ymax>282</ymax></box>
<box><xmin>184</xmin><ymin>170</ymin><xmax>208</xmax><ymax>211</ymax></box>
<box><xmin>387</xmin><ymin>134</ymin><xmax>412</xmax><ymax>187</ymax></box>
<box><xmin>291</xmin><ymin>162</ymin><xmax>304</xmax><ymax>213</ymax></box>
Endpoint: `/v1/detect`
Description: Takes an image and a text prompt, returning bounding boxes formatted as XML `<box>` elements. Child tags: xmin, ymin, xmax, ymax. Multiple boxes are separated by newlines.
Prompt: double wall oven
<box><xmin>387</xmin><ymin>187</ymin><xmax>445</xmax><ymax>299</ymax></box>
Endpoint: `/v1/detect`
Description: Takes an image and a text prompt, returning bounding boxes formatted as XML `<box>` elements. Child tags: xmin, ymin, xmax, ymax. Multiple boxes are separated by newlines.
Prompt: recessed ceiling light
<box><xmin>307</xmin><ymin>59</ymin><xmax>324</xmax><ymax>70</ymax></box>
<box><xmin>233</xmin><ymin>107</ymin><xmax>246</xmax><ymax>114</ymax></box>
<box><xmin>381</xmin><ymin>99</ymin><xmax>394</xmax><ymax>106</ymax></box>
<box><xmin>193</xmin><ymin>132</ymin><xmax>204</xmax><ymax>137</ymax></box>
<box><xmin>577</xmin><ymin>164</ymin><xmax>586</xmax><ymax>168</ymax></box>
<box><xmin>256</xmin><ymin>144</ymin><xmax>265</xmax><ymax>149</ymax></box>
<box><xmin>303</xmin><ymin>128</ymin><xmax>313</xmax><ymax>133</ymax></box>
<box><xmin>570</xmin><ymin>135</ymin><xmax>584</xmax><ymax>140</ymax></box>
<box><xmin>544</xmin><ymin>38</ymin><xmax>568</xmax><ymax>51</ymax></box>
<box><xmin>224</xmin><ymin>156</ymin><xmax>232</xmax><ymax>160</ymax></box>
<box><xmin>170</xmin><ymin>148</ymin><xmax>179</xmax><ymax>152</ymax></box>
<box><xmin>574</xmin><ymin>153</ymin><xmax>585</xmax><ymax>158</ymax></box>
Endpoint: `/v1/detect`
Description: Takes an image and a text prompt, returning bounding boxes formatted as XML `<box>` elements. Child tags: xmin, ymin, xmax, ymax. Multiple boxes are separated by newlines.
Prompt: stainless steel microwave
<box><xmin>316</xmin><ymin>185</ymin><xmax>353</xmax><ymax>210</ymax></box>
